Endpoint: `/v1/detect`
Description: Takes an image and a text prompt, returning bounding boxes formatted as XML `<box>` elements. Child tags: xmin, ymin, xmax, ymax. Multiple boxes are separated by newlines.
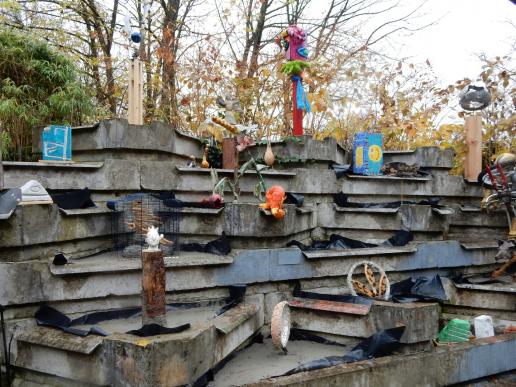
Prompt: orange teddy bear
<box><xmin>259</xmin><ymin>186</ymin><xmax>286</xmax><ymax>220</ymax></box>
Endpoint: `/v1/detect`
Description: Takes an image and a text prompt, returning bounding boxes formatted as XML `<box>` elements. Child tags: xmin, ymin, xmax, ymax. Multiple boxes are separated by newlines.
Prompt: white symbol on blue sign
<box><xmin>42</xmin><ymin>125</ymin><xmax>72</xmax><ymax>161</ymax></box>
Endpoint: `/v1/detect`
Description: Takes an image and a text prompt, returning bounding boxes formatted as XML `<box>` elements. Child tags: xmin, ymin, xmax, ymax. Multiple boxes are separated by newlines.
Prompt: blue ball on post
<box><xmin>130</xmin><ymin>31</ymin><xmax>142</xmax><ymax>44</ymax></box>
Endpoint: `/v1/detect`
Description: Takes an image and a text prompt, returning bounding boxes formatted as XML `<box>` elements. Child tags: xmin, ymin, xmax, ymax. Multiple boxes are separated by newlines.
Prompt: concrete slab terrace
<box><xmin>13</xmin><ymin>296</ymin><xmax>264</xmax><ymax>386</ymax></box>
<box><xmin>32</xmin><ymin>120</ymin><xmax>203</xmax><ymax>159</ymax></box>
<box><xmin>250</xmin><ymin>333</ymin><xmax>516</xmax><ymax>387</ymax></box>
<box><xmin>0</xmin><ymin>241</ymin><xmax>500</xmax><ymax>306</ymax></box>
<box><xmin>213</xmin><ymin>338</ymin><xmax>346</xmax><ymax>386</ymax></box>
<box><xmin>1</xmin><ymin>198</ymin><xmax>506</xmax><ymax>263</ymax></box>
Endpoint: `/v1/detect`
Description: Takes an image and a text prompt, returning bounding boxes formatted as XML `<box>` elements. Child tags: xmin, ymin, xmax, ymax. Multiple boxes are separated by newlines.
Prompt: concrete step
<box><xmin>14</xmin><ymin>295</ymin><xmax>264</xmax><ymax>386</ymax></box>
<box><xmin>290</xmin><ymin>298</ymin><xmax>439</xmax><ymax>344</ymax></box>
<box><xmin>246</xmin><ymin>333</ymin><xmax>516</xmax><ymax>386</ymax></box>
<box><xmin>0</xmin><ymin>241</ymin><xmax>501</xmax><ymax>307</ymax></box>
<box><xmin>383</xmin><ymin>147</ymin><xmax>454</xmax><ymax>170</ymax></box>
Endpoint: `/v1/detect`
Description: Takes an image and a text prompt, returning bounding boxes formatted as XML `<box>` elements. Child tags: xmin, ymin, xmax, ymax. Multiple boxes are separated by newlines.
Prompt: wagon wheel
<box><xmin>347</xmin><ymin>260</ymin><xmax>390</xmax><ymax>301</ymax></box>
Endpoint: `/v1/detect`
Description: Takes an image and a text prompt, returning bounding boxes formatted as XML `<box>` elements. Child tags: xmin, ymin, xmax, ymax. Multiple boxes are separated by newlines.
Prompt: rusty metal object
<box><xmin>222</xmin><ymin>137</ymin><xmax>238</xmax><ymax>169</ymax></box>
<box><xmin>271</xmin><ymin>301</ymin><xmax>290</xmax><ymax>353</ymax></box>
<box><xmin>141</xmin><ymin>250</ymin><xmax>166</xmax><ymax>325</ymax></box>
<box><xmin>347</xmin><ymin>260</ymin><xmax>390</xmax><ymax>300</ymax></box>
<box><xmin>288</xmin><ymin>298</ymin><xmax>370</xmax><ymax>315</ymax></box>
<box><xmin>491</xmin><ymin>254</ymin><xmax>516</xmax><ymax>278</ymax></box>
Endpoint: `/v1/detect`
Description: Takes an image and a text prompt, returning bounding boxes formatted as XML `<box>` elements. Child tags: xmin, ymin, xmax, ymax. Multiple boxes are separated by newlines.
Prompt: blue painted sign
<box><xmin>42</xmin><ymin>125</ymin><xmax>72</xmax><ymax>161</ymax></box>
<box><xmin>353</xmin><ymin>132</ymin><xmax>383</xmax><ymax>175</ymax></box>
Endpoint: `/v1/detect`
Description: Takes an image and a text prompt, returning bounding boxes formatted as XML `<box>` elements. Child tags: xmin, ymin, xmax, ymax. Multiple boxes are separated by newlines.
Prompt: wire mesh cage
<box><xmin>111</xmin><ymin>193</ymin><xmax>180</xmax><ymax>257</ymax></box>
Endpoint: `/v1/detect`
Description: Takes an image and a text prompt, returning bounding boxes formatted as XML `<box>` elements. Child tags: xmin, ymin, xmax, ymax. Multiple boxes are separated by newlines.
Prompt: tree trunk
<box><xmin>141</xmin><ymin>249</ymin><xmax>167</xmax><ymax>325</ymax></box>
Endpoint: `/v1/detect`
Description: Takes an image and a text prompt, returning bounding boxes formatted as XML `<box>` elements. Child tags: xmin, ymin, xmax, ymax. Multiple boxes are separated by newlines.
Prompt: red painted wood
<box><xmin>292</xmin><ymin>79</ymin><xmax>303</xmax><ymax>136</ymax></box>
<box><xmin>288</xmin><ymin>297</ymin><xmax>371</xmax><ymax>315</ymax></box>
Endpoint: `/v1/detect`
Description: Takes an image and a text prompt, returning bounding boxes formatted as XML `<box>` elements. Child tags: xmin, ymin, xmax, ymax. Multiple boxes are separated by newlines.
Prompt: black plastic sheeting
<box><xmin>50</xmin><ymin>188</ymin><xmax>96</xmax><ymax>210</ymax></box>
<box><xmin>34</xmin><ymin>302</ymin><xmax>209</xmax><ymax>337</ymax></box>
<box><xmin>126</xmin><ymin>323</ymin><xmax>191</xmax><ymax>337</ymax></box>
<box><xmin>289</xmin><ymin>329</ymin><xmax>347</xmax><ymax>347</ymax></box>
<box><xmin>52</xmin><ymin>253</ymin><xmax>69</xmax><ymax>266</ymax></box>
<box><xmin>330</xmin><ymin>164</ymin><xmax>352</xmax><ymax>179</ymax></box>
<box><xmin>390</xmin><ymin>275</ymin><xmax>448</xmax><ymax>303</ymax></box>
<box><xmin>180</xmin><ymin>232</ymin><xmax>231</xmax><ymax>255</ymax></box>
<box><xmin>286</xmin><ymin>230</ymin><xmax>413</xmax><ymax>251</ymax></box>
<box><xmin>281</xmin><ymin>326</ymin><xmax>405</xmax><ymax>376</ymax></box>
<box><xmin>214</xmin><ymin>285</ymin><xmax>247</xmax><ymax>316</ymax></box>
<box><xmin>334</xmin><ymin>193</ymin><xmax>447</xmax><ymax>210</ymax></box>
<box><xmin>284</xmin><ymin>192</ymin><xmax>304</xmax><ymax>207</ymax></box>
<box><xmin>292</xmin><ymin>282</ymin><xmax>373</xmax><ymax>306</ymax></box>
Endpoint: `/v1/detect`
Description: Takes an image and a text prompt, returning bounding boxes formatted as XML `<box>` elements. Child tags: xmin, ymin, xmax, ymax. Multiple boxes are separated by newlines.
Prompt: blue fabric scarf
<box><xmin>291</xmin><ymin>75</ymin><xmax>311</xmax><ymax>113</ymax></box>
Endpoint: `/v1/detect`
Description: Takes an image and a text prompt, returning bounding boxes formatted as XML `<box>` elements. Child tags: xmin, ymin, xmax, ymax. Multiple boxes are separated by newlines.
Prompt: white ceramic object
<box><xmin>473</xmin><ymin>315</ymin><xmax>494</xmax><ymax>338</ymax></box>
<box><xmin>145</xmin><ymin>225</ymin><xmax>163</xmax><ymax>251</ymax></box>
<box><xmin>19</xmin><ymin>180</ymin><xmax>52</xmax><ymax>203</ymax></box>
<box><xmin>271</xmin><ymin>301</ymin><xmax>290</xmax><ymax>352</ymax></box>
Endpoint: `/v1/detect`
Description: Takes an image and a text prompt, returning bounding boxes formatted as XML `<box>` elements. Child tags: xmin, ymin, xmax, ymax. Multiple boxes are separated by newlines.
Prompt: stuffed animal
<box><xmin>259</xmin><ymin>186</ymin><xmax>286</xmax><ymax>220</ymax></box>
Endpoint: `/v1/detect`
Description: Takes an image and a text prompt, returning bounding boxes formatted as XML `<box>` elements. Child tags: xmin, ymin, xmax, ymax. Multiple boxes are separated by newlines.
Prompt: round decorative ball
<box><xmin>130</xmin><ymin>31</ymin><xmax>142</xmax><ymax>44</ymax></box>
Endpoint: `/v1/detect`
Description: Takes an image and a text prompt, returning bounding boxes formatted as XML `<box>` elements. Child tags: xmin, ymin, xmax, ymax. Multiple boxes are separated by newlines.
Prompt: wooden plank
<box><xmin>303</xmin><ymin>245</ymin><xmax>417</xmax><ymax>260</ymax></box>
<box><xmin>288</xmin><ymin>297</ymin><xmax>370</xmax><ymax>315</ymax></box>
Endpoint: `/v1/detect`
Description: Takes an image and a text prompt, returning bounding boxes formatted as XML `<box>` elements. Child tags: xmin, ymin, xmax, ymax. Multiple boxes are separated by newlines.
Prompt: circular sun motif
<box><xmin>368</xmin><ymin>145</ymin><xmax>382</xmax><ymax>162</ymax></box>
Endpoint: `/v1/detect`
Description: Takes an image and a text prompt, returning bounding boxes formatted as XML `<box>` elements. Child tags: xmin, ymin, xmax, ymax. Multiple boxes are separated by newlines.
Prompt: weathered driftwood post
<box><xmin>464</xmin><ymin>115</ymin><xmax>482</xmax><ymax>182</ymax></box>
<box><xmin>128</xmin><ymin>58</ymin><xmax>144</xmax><ymax>125</ymax></box>
<box><xmin>142</xmin><ymin>226</ymin><xmax>166</xmax><ymax>325</ymax></box>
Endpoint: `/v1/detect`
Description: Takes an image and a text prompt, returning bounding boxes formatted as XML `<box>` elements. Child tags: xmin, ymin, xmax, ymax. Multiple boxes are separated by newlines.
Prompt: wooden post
<box><xmin>464</xmin><ymin>115</ymin><xmax>482</xmax><ymax>182</ymax></box>
<box><xmin>292</xmin><ymin>79</ymin><xmax>303</xmax><ymax>136</ymax></box>
<box><xmin>222</xmin><ymin>137</ymin><xmax>238</xmax><ymax>169</ymax></box>
<box><xmin>128</xmin><ymin>58</ymin><xmax>144</xmax><ymax>125</ymax></box>
<box><xmin>141</xmin><ymin>249</ymin><xmax>166</xmax><ymax>325</ymax></box>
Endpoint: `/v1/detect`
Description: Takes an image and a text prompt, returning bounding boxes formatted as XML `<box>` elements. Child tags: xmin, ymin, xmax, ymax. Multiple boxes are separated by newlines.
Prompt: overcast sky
<box><xmin>389</xmin><ymin>0</ymin><xmax>515</xmax><ymax>85</ymax></box>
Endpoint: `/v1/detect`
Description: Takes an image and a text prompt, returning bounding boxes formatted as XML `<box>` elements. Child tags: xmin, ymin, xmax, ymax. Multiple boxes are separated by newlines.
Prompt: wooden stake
<box><xmin>128</xmin><ymin>58</ymin><xmax>144</xmax><ymax>125</ymax></box>
<box><xmin>141</xmin><ymin>249</ymin><xmax>166</xmax><ymax>325</ymax></box>
<box><xmin>464</xmin><ymin>115</ymin><xmax>482</xmax><ymax>182</ymax></box>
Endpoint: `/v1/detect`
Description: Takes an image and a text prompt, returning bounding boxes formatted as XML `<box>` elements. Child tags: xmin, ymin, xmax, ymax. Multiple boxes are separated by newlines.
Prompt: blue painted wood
<box><xmin>42</xmin><ymin>125</ymin><xmax>72</xmax><ymax>161</ymax></box>
<box><xmin>208</xmin><ymin>241</ymin><xmax>493</xmax><ymax>287</ymax></box>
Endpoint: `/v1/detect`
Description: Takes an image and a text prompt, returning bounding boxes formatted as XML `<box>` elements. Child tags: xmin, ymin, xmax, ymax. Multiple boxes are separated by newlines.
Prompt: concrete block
<box><xmin>105</xmin><ymin>327</ymin><xmax>216</xmax><ymax>387</ymax></box>
<box><xmin>291</xmin><ymin>301</ymin><xmax>439</xmax><ymax>344</ymax></box>
<box><xmin>3</xmin><ymin>159</ymin><xmax>140</xmax><ymax>191</ymax></box>
<box><xmin>254</xmin><ymin>333</ymin><xmax>516</xmax><ymax>386</ymax></box>
<box><xmin>383</xmin><ymin>146</ymin><xmax>454</xmax><ymax>169</ymax></box>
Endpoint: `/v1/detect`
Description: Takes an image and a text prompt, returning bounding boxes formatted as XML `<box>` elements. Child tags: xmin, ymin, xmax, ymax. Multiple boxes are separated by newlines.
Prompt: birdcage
<box><xmin>111</xmin><ymin>193</ymin><xmax>180</xmax><ymax>257</ymax></box>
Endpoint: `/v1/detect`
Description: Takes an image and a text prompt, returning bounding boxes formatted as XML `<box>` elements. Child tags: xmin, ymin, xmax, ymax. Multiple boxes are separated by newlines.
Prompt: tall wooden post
<box><xmin>464</xmin><ymin>115</ymin><xmax>482</xmax><ymax>182</ymax></box>
<box><xmin>141</xmin><ymin>249</ymin><xmax>166</xmax><ymax>325</ymax></box>
<box><xmin>128</xmin><ymin>58</ymin><xmax>144</xmax><ymax>125</ymax></box>
<box><xmin>292</xmin><ymin>79</ymin><xmax>303</xmax><ymax>136</ymax></box>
